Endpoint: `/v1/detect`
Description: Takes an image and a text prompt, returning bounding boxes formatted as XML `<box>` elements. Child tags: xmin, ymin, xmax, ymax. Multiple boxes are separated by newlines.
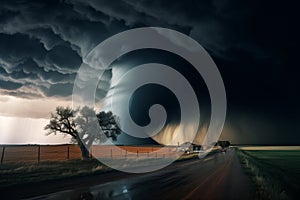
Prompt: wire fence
<box><xmin>0</xmin><ymin>144</ymin><xmax>178</xmax><ymax>164</ymax></box>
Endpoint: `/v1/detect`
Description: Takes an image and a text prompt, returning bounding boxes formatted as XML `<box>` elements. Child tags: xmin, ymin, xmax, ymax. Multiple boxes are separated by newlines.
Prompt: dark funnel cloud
<box><xmin>0</xmin><ymin>0</ymin><xmax>299</xmax><ymax>144</ymax></box>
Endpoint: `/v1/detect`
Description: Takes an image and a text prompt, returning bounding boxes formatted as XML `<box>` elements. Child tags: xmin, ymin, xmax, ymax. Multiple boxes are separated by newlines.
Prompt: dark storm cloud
<box><xmin>0</xmin><ymin>33</ymin><xmax>47</xmax><ymax>70</ymax></box>
<box><xmin>78</xmin><ymin>0</ymin><xmax>263</xmax><ymax>59</ymax></box>
<box><xmin>42</xmin><ymin>82</ymin><xmax>74</xmax><ymax>97</ymax></box>
<box><xmin>26</xmin><ymin>28</ymin><xmax>69</xmax><ymax>51</ymax></box>
<box><xmin>0</xmin><ymin>79</ymin><xmax>22</xmax><ymax>90</ymax></box>
<box><xmin>0</xmin><ymin>32</ymin><xmax>80</xmax><ymax>98</ymax></box>
<box><xmin>45</xmin><ymin>45</ymin><xmax>81</xmax><ymax>71</ymax></box>
<box><xmin>0</xmin><ymin>64</ymin><xmax>38</xmax><ymax>81</ymax></box>
<box><xmin>0</xmin><ymin>0</ymin><xmax>118</xmax><ymax>99</ymax></box>
<box><xmin>0</xmin><ymin>0</ymin><xmax>299</xmax><ymax>104</ymax></box>
<box><xmin>1</xmin><ymin>0</ymin><xmax>273</xmax><ymax>100</ymax></box>
<box><xmin>0</xmin><ymin>0</ymin><xmax>299</xmax><ymax>144</ymax></box>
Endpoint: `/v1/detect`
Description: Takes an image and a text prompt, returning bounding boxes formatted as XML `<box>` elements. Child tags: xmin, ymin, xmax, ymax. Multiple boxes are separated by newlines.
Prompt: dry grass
<box><xmin>0</xmin><ymin>145</ymin><xmax>199</xmax><ymax>187</ymax></box>
<box><xmin>236</xmin><ymin>148</ymin><xmax>290</xmax><ymax>200</ymax></box>
<box><xmin>0</xmin><ymin>144</ymin><xmax>218</xmax><ymax>187</ymax></box>
<box><xmin>0</xmin><ymin>159</ymin><xmax>113</xmax><ymax>187</ymax></box>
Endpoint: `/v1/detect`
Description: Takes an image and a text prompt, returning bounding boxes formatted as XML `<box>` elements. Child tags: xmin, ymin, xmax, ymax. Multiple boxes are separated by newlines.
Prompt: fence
<box><xmin>0</xmin><ymin>144</ymin><xmax>178</xmax><ymax>164</ymax></box>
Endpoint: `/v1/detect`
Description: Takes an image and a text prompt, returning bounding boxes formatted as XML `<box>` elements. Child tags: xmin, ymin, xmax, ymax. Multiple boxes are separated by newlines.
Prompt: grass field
<box><xmin>0</xmin><ymin>145</ymin><xmax>199</xmax><ymax>187</ymax></box>
<box><xmin>237</xmin><ymin>146</ymin><xmax>300</xmax><ymax>199</ymax></box>
<box><xmin>0</xmin><ymin>159</ymin><xmax>113</xmax><ymax>187</ymax></box>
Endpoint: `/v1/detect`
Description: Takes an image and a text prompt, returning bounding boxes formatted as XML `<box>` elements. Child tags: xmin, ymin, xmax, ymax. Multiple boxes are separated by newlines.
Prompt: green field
<box><xmin>245</xmin><ymin>150</ymin><xmax>300</xmax><ymax>178</ymax></box>
<box><xmin>237</xmin><ymin>147</ymin><xmax>300</xmax><ymax>199</ymax></box>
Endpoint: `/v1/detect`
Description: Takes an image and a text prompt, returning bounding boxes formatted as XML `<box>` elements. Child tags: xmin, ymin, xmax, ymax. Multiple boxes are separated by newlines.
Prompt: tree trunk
<box><xmin>77</xmin><ymin>138</ymin><xmax>90</xmax><ymax>160</ymax></box>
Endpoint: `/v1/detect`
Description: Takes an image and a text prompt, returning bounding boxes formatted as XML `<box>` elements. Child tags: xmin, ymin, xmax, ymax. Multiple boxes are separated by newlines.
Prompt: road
<box><xmin>3</xmin><ymin>149</ymin><xmax>253</xmax><ymax>200</ymax></box>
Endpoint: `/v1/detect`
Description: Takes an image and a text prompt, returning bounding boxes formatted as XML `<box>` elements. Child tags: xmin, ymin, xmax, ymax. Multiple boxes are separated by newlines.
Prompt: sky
<box><xmin>0</xmin><ymin>0</ymin><xmax>299</xmax><ymax>145</ymax></box>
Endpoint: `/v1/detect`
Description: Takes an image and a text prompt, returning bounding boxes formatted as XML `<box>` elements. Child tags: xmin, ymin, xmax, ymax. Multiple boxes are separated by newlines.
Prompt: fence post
<box><xmin>110</xmin><ymin>149</ymin><xmax>113</xmax><ymax>159</ymax></box>
<box><xmin>67</xmin><ymin>146</ymin><xmax>70</xmax><ymax>160</ymax></box>
<box><xmin>37</xmin><ymin>145</ymin><xmax>41</xmax><ymax>164</ymax></box>
<box><xmin>137</xmin><ymin>150</ymin><xmax>139</xmax><ymax>158</ymax></box>
<box><xmin>89</xmin><ymin>146</ymin><xmax>92</xmax><ymax>158</ymax></box>
<box><xmin>1</xmin><ymin>146</ymin><xmax>5</xmax><ymax>165</ymax></box>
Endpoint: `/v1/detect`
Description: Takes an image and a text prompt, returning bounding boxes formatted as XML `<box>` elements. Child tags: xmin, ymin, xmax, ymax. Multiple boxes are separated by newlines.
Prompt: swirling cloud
<box><xmin>0</xmin><ymin>0</ymin><xmax>298</xmax><ymax>145</ymax></box>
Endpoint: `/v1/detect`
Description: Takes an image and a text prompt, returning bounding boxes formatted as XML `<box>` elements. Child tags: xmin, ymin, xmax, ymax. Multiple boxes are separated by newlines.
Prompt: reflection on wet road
<box><xmin>28</xmin><ymin>149</ymin><xmax>252</xmax><ymax>200</ymax></box>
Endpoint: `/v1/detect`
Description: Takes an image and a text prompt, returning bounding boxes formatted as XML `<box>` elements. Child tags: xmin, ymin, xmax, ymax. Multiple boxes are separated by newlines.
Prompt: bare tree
<box><xmin>45</xmin><ymin>106</ymin><xmax>121</xmax><ymax>159</ymax></box>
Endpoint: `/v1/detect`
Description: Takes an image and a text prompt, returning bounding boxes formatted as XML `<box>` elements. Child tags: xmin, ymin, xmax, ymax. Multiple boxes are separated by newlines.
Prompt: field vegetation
<box><xmin>237</xmin><ymin>147</ymin><xmax>300</xmax><ymax>199</ymax></box>
<box><xmin>0</xmin><ymin>151</ymin><xmax>208</xmax><ymax>187</ymax></box>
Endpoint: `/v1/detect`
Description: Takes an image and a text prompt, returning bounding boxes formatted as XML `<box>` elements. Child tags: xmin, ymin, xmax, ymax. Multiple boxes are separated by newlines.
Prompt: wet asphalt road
<box><xmin>27</xmin><ymin>149</ymin><xmax>253</xmax><ymax>200</ymax></box>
